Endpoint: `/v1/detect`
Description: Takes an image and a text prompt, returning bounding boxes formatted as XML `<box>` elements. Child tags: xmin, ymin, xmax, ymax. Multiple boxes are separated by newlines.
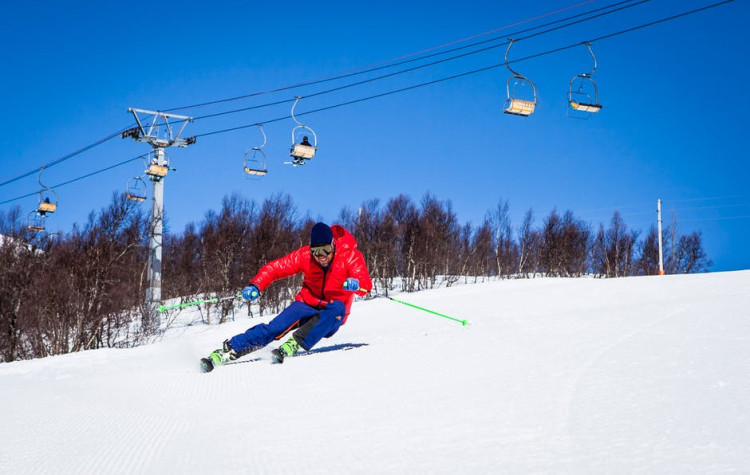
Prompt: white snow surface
<box><xmin>2</xmin><ymin>272</ymin><xmax>750</xmax><ymax>474</ymax></box>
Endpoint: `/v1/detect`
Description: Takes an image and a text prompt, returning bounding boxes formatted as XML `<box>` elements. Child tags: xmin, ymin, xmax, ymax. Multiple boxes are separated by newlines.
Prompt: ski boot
<box><xmin>271</xmin><ymin>336</ymin><xmax>301</xmax><ymax>364</ymax></box>
<box><xmin>200</xmin><ymin>339</ymin><xmax>237</xmax><ymax>373</ymax></box>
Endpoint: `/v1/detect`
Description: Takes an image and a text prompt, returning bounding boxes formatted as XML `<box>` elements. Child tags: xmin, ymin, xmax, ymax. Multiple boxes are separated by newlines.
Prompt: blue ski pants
<box><xmin>229</xmin><ymin>300</ymin><xmax>346</xmax><ymax>354</ymax></box>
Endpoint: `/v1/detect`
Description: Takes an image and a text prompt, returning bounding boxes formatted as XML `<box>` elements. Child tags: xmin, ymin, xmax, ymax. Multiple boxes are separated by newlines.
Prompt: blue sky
<box><xmin>1</xmin><ymin>0</ymin><xmax>748</xmax><ymax>271</ymax></box>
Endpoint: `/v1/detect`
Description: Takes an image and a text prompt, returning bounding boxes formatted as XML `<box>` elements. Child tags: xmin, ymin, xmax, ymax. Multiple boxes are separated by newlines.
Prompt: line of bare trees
<box><xmin>0</xmin><ymin>192</ymin><xmax>710</xmax><ymax>361</ymax></box>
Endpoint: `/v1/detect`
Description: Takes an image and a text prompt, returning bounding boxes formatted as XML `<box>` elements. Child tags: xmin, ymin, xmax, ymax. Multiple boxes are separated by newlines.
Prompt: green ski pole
<box><xmin>158</xmin><ymin>293</ymin><xmax>242</xmax><ymax>312</ymax></box>
<box><xmin>380</xmin><ymin>295</ymin><xmax>470</xmax><ymax>326</ymax></box>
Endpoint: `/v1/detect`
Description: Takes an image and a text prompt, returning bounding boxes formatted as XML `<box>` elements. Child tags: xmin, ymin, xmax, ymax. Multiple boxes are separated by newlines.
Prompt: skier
<box><xmin>202</xmin><ymin>222</ymin><xmax>372</xmax><ymax>371</ymax></box>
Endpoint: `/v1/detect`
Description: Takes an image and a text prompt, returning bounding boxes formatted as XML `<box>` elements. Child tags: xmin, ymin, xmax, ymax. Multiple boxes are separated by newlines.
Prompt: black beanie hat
<box><xmin>310</xmin><ymin>222</ymin><xmax>333</xmax><ymax>246</ymax></box>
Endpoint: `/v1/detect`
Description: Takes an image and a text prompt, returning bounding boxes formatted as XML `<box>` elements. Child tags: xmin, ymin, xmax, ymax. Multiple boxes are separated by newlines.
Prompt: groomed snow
<box><xmin>1</xmin><ymin>271</ymin><xmax>749</xmax><ymax>474</ymax></box>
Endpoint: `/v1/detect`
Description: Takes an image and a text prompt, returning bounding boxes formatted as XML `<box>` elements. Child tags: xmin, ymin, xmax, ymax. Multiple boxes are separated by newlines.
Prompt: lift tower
<box><xmin>122</xmin><ymin>108</ymin><xmax>195</xmax><ymax>333</ymax></box>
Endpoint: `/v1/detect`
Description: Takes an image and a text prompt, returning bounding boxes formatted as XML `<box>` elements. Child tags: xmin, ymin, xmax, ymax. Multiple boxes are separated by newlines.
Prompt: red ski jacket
<box><xmin>250</xmin><ymin>225</ymin><xmax>372</xmax><ymax>323</ymax></box>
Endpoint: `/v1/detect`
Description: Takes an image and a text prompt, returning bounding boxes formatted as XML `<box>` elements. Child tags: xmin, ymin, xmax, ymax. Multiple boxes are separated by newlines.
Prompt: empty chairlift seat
<box><xmin>504</xmin><ymin>98</ymin><xmax>536</xmax><ymax>117</ymax></box>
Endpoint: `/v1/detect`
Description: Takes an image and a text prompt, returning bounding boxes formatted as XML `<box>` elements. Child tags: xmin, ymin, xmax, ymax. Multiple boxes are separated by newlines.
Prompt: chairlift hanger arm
<box><xmin>244</xmin><ymin>124</ymin><xmax>268</xmax><ymax>154</ymax></box>
<box><xmin>504</xmin><ymin>38</ymin><xmax>524</xmax><ymax>78</ymax></box>
<box><xmin>37</xmin><ymin>167</ymin><xmax>58</xmax><ymax>205</ymax></box>
<box><xmin>582</xmin><ymin>41</ymin><xmax>598</xmax><ymax>77</ymax></box>
<box><xmin>256</xmin><ymin>124</ymin><xmax>267</xmax><ymax>149</ymax></box>
<box><xmin>37</xmin><ymin>167</ymin><xmax>49</xmax><ymax>190</ymax></box>
<box><xmin>291</xmin><ymin>97</ymin><xmax>304</xmax><ymax>126</ymax></box>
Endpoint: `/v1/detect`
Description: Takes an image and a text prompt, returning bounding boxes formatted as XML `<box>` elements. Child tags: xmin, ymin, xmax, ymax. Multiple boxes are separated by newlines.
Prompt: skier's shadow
<box><xmin>226</xmin><ymin>342</ymin><xmax>369</xmax><ymax>366</ymax></box>
<box><xmin>304</xmin><ymin>342</ymin><xmax>369</xmax><ymax>356</ymax></box>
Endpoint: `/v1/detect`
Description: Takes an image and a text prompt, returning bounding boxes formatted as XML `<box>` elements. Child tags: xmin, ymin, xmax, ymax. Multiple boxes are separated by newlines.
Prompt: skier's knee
<box><xmin>324</xmin><ymin>300</ymin><xmax>345</xmax><ymax>314</ymax></box>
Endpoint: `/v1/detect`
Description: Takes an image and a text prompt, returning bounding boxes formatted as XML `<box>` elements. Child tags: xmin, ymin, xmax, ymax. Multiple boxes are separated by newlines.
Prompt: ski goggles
<box><xmin>310</xmin><ymin>243</ymin><xmax>333</xmax><ymax>257</ymax></box>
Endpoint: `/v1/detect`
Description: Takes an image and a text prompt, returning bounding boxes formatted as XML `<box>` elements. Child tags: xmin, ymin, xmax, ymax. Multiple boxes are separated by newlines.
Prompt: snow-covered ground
<box><xmin>1</xmin><ymin>271</ymin><xmax>749</xmax><ymax>474</ymax></box>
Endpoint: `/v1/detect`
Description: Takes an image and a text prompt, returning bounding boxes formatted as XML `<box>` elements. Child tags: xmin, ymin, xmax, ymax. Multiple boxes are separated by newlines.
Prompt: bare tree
<box><xmin>633</xmin><ymin>226</ymin><xmax>660</xmax><ymax>276</ymax></box>
<box><xmin>386</xmin><ymin>194</ymin><xmax>419</xmax><ymax>292</ymax></box>
<box><xmin>560</xmin><ymin>211</ymin><xmax>590</xmax><ymax>277</ymax></box>
<box><xmin>353</xmin><ymin>200</ymin><xmax>398</xmax><ymax>295</ymax></box>
<box><xmin>0</xmin><ymin>207</ymin><xmax>39</xmax><ymax>361</ymax></box>
<box><xmin>470</xmin><ymin>219</ymin><xmax>495</xmax><ymax>280</ymax></box>
<box><xmin>414</xmin><ymin>194</ymin><xmax>461</xmax><ymax>288</ymax></box>
<box><xmin>198</xmin><ymin>193</ymin><xmax>256</xmax><ymax>323</ymax></box>
<box><xmin>248</xmin><ymin>194</ymin><xmax>300</xmax><ymax>316</ymax></box>
<box><xmin>674</xmin><ymin>231</ymin><xmax>712</xmax><ymax>273</ymax></box>
<box><xmin>517</xmin><ymin>208</ymin><xmax>538</xmax><ymax>278</ymax></box>
<box><xmin>592</xmin><ymin>212</ymin><xmax>639</xmax><ymax>278</ymax></box>
<box><xmin>539</xmin><ymin>209</ymin><xmax>565</xmax><ymax>276</ymax></box>
<box><xmin>489</xmin><ymin>200</ymin><xmax>517</xmax><ymax>278</ymax></box>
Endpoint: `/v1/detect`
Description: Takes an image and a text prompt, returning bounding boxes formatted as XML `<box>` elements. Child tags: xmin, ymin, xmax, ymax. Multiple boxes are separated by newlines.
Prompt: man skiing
<box><xmin>202</xmin><ymin>222</ymin><xmax>372</xmax><ymax>371</ymax></box>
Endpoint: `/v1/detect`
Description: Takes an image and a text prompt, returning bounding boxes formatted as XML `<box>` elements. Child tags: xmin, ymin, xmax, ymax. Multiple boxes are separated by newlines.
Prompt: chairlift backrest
<box><xmin>290</xmin><ymin>143</ymin><xmax>316</xmax><ymax>159</ymax></box>
<box><xmin>38</xmin><ymin>198</ymin><xmax>57</xmax><ymax>214</ymax></box>
<box><xmin>146</xmin><ymin>164</ymin><xmax>168</xmax><ymax>178</ymax></box>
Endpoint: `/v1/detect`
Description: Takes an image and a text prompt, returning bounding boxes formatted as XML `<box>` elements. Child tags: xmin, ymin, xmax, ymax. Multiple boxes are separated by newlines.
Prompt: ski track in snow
<box><xmin>556</xmin><ymin>305</ymin><xmax>688</xmax><ymax>432</ymax></box>
<box><xmin>1</xmin><ymin>271</ymin><xmax>749</xmax><ymax>473</ymax></box>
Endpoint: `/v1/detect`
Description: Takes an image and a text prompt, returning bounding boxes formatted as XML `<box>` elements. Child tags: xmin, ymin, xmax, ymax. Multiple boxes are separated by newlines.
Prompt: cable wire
<box><xmin>0</xmin><ymin>128</ymin><xmax>130</xmax><ymax>188</ymax></box>
<box><xmin>0</xmin><ymin>0</ymin><xmax>642</xmax><ymax>191</ymax></box>
<box><xmin>0</xmin><ymin>154</ymin><xmax>146</xmax><ymax>206</ymax></box>
<box><xmin>196</xmin><ymin>0</ymin><xmax>731</xmax><ymax>138</ymax></box>
<box><xmin>0</xmin><ymin>0</ymin><xmax>735</xmax><ymax>206</ymax></box>
<box><xmin>0</xmin><ymin>0</ymin><xmax>651</xmax><ymax>191</ymax></box>
<box><xmin>163</xmin><ymin>0</ymin><xmax>608</xmax><ymax>113</ymax></box>
<box><xmin>187</xmin><ymin>0</ymin><xmax>651</xmax><ymax>122</ymax></box>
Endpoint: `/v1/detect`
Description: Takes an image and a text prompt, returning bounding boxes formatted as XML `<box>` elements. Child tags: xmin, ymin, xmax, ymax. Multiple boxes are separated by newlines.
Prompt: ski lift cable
<box><xmin>196</xmin><ymin>4</ymin><xmax>674</xmax><ymax>132</ymax></box>
<box><xmin>665</xmin><ymin>194</ymin><xmax>748</xmax><ymax>204</ymax></box>
<box><xmin>0</xmin><ymin>0</ymin><xmax>735</xmax><ymax>205</ymax></box>
<box><xmin>0</xmin><ymin>127</ymin><xmax>131</xmax><ymax>189</ymax></box>
<box><xmin>162</xmin><ymin>0</ymin><xmax>610</xmax><ymax>113</ymax></box>
<box><xmin>684</xmin><ymin>202</ymin><xmax>750</xmax><ymax>211</ymax></box>
<box><xmin>679</xmin><ymin>215</ymin><xmax>750</xmax><ymax>223</ymax></box>
<box><xmin>0</xmin><ymin>0</ymin><xmax>647</xmax><ymax>189</ymax></box>
<box><xmin>525</xmin><ymin>197</ymin><xmax>750</xmax><ymax>226</ymax></box>
<box><xmin>197</xmin><ymin>0</ymin><xmax>733</xmax><ymax>138</ymax></box>
<box><xmin>184</xmin><ymin>0</ymin><xmax>650</xmax><ymax>123</ymax></box>
<box><xmin>0</xmin><ymin>154</ymin><xmax>147</xmax><ymax>206</ymax></box>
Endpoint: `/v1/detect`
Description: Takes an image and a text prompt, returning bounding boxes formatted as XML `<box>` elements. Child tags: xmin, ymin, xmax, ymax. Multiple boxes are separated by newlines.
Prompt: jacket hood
<box><xmin>331</xmin><ymin>224</ymin><xmax>357</xmax><ymax>252</ymax></box>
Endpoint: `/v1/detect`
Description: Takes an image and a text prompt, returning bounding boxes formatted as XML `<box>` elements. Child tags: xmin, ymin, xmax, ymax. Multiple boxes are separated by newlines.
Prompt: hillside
<box><xmin>1</xmin><ymin>271</ymin><xmax>749</xmax><ymax>474</ymax></box>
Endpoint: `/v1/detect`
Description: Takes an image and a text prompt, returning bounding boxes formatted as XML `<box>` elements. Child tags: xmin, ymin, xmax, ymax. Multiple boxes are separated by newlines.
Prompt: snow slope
<box><xmin>1</xmin><ymin>272</ymin><xmax>749</xmax><ymax>474</ymax></box>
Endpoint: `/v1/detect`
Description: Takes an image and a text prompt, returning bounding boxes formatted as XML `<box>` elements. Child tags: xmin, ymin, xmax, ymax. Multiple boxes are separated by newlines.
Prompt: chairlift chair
<box><xmin>27</xmin><ymin>211</ymin><xmax>45</xmax><ymax>233</ymax></box>
<box><xmin>144</xmin><ymin>151</ymin><xmax>169</xmax><ymax>181</ymax></box>
<box><xmin>37</xmin><ymin>191</ymin><xmax>57</xmax><ymax>214</ymax></box>
<box><xmin>567</xmin><ymin>42</ymin><xmax>603</xmax><ymax>116</ymax></box>
<box><xmin>503</xmin><ymin>39</ymin><xmax>537</xmax><ymax>117</ymax></box>
<box><xmin>126</xmin><ymin>176</ymin><xmax>148</xmax><ymax>202</ymax></box>
<box><xmin>244</xmin><ymin>124</ymin><xmax>268</xmax><ymax>176</ymax></box>
<box><xmin>146</xmin><ymin>163</ymin><xmax>169</xmax><ymax>179</ymax></box>
<box><xmin>288</xmin><ymin>97</ymin><xmax>317</xmax><ymax>165</ymax></box>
